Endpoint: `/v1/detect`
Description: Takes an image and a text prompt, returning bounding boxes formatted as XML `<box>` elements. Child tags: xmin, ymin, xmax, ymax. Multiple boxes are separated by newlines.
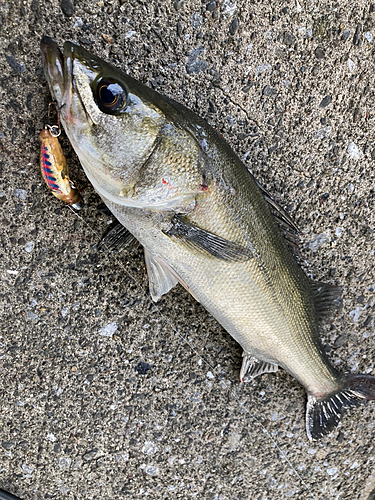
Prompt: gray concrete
<box><xmin>1</xmin><ymin>0</ymin><xmax>375</xmax><ymax>498</ymax></box>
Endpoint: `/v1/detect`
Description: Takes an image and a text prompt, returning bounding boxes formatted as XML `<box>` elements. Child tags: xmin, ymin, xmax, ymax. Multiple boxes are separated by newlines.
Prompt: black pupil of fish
<box><xmin>99</xmin><ymin>83</ymin><xmax>123</xmax><ymax>106</ymax></box>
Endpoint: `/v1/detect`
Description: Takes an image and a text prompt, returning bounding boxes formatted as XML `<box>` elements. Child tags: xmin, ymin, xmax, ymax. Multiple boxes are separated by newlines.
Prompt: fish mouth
<box><xmin>41</xmin><ymin>37</ymin><xmax>71</xmax><ymax>108</ymax></box>
<box><xmin>41</xmin><ymin>37</ymin><xmax>93</xmax><ymax>127</ymax></box>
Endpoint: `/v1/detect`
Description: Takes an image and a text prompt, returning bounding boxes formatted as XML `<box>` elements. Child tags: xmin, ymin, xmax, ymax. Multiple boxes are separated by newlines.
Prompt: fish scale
<box><xmin>40</xmin><ymin>36</ymin><xmax>375</xmax><ymax>440</ymax></box>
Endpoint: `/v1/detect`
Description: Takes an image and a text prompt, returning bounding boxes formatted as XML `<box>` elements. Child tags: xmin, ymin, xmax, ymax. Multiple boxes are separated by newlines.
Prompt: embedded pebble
<box><xmin>206</xmin><ymin>1</ymin><xmax>217</xmax><ymax>12</ymax></box>
<box><xmin>229</xmin><ymin>18</ymin><xmax>239</xmax><ymax>35</ymax></box>
<box><xmin>25</xmin><ymin>311</ymin><xmax>40</xmax><ymax>322</ymax></box>
<box><xmin>98</xmin><ymin>322</ymin><xmax>118</xmax><ymax>337</ymax></box>
<box><xmin>186</xmin><ymin>46</ymin><xmax>207</xmax><ymax>74</ymax></box>
<box><xmin>47</xmin><ymin>433</ymin><xmax>57</xmax><ymax>442</ymax></box>
<box><xmin>21</xmin><ymin>464</ymin><xmax>34</xmax><ymax>474</ymax></box>
<box><xmin>347</xmin><ymin>142</ymin><xmax>363</xmax><ymax>159</ymax></box>
<box><xmin>73</xmin><ymin>17</ymin><xmax>83</xmax><ymax>28</ymax></box>
<box><xmin>314</xmin><ymin>47</ymin><xmax>325</xmax><ymax>59</ymax></box>
<box><xmin>228</xmin><ymin>432</ymin><xmax>241</xmax><ymax>448</ymax></box>
<box><xmin>306</xmin><ymin>233</ymin><xmax>328</xmax><ymax>252</ymax></box>
<box><xmin>190</xmin><ymin>12</ymin><xmax>202</xmax><ymax>29</ymax></box>
<box><xmin>61</xmin><ymin>307</ymin><xmax>69</xmax><ymax>318</ymax></box>
<box><xmin>1</xmin><ymin>441</ymin><xmax>15</xmax><ymax>450</ymax></box>
<box><xmin>335</xmin><ymin>227</ymin><xmax>344</xmax><ymax>237</ymax></box>
<box><xmin>364</xmin><ymin>32</ymin><xmax>373</xmax><ymax>42</ymax></box>
<box><xmin>14</xmin><ymin>189</ymin><xmax>27</xmax><ymax>200</ymax></box>
<box><xmin>125</xmin><ymin>30</ymin><xmax>136</xmax><ymax>39</ymax></box>
<box><xmin>313</xmin><ymin>126</ymin><xmax>331</xmax><ymax>140</ymax></box>
<box><xmin>256</xmin><ymin>63</ymin><xmax>272</xmax><ymax>74</ymax></box>
<box><xmin>348</xmin><ymin>59</ymin><xmax>356</xmax><ymax>72</ymax></box>
<box><xmin>353</xmin><ymin>25</ymin><xmax>361</xmax><ymax>46</ymax></box>
<box><xmin>221</xmin><ymin>0</ymin><xmax>236</xmax><ymax>17</ymax></box>
<box><xmin>174</xmin><ymin>0</ymin><xmax>185</xmax><ymax>11</ymax></box>
<box><xmin>58</xmin><ymin>457</ymin><xmax>72</xmax><ymax>469</ymax></box>
<box><xmin>83</xmin><ymin>449</ymin><xmax>101</xmax><ymax>461</ymax></box>
<box><xmin>327</xmin><ymin>467</ymin><xmax>338</xmax><ymax>476</ymax></box>
<box><xmin>341</xmin><ymin>29</ymin><xmax>351</xmax><ymax>41</ymax></box>
<box><xmin>142</xmin><ymin>441</ymin><xmax>158</xmax><ymax>455</ymax></box>
<box><xmin>25</xmin><ymin>242</ymin><xmax>35</xmax><ymax>253</ymax></box>
<box><xmin>144</xmin><ymin>465</ymin><xmax>159</xmax><ymax>476</ymax></box>
<box><xmin>59</xmin><ymin>0</ymin><xmax>74</xmax><ymax>17</ymax></box>
<box><xmin>319</xmin><ymin>95</ymin><xmax>331</xmax><ymax>108</ymax></box>
<box><xmin>350</xmin><ymin>308</ymin><xmax>361</xmax><ymax>323</ymax></box>
<box><xmin>263</xmin><ymin>85</ymin><xmax>277</xmax><ymax>96</ymax></box>
<box><xmin>135</xmin><ymin>361</ymin><xmax>151</xmax><ymax>374</ymax></box>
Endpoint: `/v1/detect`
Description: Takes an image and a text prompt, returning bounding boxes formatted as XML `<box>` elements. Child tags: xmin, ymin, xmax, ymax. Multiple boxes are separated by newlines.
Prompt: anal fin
<box><xmin>240</xmin><ymin>352</ymin><xmax>278</xmax><ymax>382</ymax></box>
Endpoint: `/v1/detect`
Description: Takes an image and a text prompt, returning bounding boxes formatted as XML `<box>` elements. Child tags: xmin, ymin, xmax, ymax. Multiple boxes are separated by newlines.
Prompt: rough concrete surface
<box><xmin>1</xmin><ymin>0</ymin><xmax>375</xmax><ymax>499</ymax></box>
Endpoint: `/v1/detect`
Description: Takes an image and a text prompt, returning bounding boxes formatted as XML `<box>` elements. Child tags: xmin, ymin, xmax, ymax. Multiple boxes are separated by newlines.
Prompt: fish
<box><xmin>40</xmin><ymin>36</ymin><xmax>375</xmax><ymax>440</ymax></box>
<box><xmin>39</xmin><ymin>126</ymin><xmax>82</xmax><ymax>209</ymax></box>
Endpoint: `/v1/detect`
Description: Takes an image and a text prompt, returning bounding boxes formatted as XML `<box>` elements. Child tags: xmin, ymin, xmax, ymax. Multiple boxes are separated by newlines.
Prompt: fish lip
<box><xmin>40</xmin><ymin>37</ymin><xmax>67</xmax><ymax>106</ymax></box>
<box><xmin>41</xmin><ymin>37</ymin><xmax>91</xmax><ymax>126</ymax></box>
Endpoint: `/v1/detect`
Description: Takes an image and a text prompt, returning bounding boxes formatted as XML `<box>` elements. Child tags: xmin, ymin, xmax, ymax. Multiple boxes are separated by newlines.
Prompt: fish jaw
<box><xmin>40</xmin><ymin>37</ymin><xmax>66</xmax><ymax>107</ymax></box>
<box><xmin>40</xmin><ymin>37</ymin><xmax>90</xmax><ymax>130</ymax></box>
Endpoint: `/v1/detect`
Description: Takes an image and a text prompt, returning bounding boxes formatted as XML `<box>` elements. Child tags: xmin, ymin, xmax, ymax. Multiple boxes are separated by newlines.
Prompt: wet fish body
<box><xmin>40</xmin><ymin>37</ymin><xmax>375</xmax><ymax>440</ymax></box>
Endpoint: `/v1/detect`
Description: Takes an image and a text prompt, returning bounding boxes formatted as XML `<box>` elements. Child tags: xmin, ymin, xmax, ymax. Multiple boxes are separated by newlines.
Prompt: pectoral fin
<box><xmin>240</xmin><ymin>352</ymin><xmax>279</xmax><ymax>382</ymax></box>
<box><xmin>98</xmin><ymin>223</ymin><xmax>139</xmax><ymax>253</ymax></box>
<box><xmin>163</xmin><ymin>215</ymin><xmax>252</xmax><ymax>262</ymax></box>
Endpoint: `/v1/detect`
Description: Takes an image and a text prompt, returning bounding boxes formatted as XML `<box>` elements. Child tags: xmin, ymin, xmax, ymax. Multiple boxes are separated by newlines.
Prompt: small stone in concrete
<box><xmin>319</xmin><ymin>95</ymin><xmax>331</xmax><ymax>108</ymax></box>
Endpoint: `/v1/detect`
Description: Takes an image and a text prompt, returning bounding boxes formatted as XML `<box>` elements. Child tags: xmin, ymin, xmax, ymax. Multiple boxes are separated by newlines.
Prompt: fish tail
<box><xmin>306</xmin><ymin>374</ymin><xmax>375</xmax><ymax>440</ymax></box>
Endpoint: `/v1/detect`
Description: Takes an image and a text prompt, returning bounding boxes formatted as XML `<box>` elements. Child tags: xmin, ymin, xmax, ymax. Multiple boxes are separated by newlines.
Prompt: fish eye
<box><xmin>96</xmin><ymin>78</ymin><xmax>127</xmax><ymax>114</ymax></box>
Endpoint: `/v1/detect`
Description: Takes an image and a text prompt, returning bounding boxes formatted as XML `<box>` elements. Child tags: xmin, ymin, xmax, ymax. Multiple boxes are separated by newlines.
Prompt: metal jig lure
<box><xmin>39</xmin><ymin>103</ymin><xmax>82</xmax><ymax>209</ymax></box>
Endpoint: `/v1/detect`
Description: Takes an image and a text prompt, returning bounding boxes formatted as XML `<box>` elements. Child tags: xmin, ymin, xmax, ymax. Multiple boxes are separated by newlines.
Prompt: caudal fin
<box><xmin>306</xmin><ymin>374</ymin><xmax>375</xmax><ymax>440</ymax></box>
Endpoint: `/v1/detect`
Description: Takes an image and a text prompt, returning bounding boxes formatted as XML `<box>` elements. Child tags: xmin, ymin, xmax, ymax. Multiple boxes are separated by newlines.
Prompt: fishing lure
<box><xmin>39</xmin><ymin>124</ymin><xmax>82</xmax><ymax>209</ymax></box>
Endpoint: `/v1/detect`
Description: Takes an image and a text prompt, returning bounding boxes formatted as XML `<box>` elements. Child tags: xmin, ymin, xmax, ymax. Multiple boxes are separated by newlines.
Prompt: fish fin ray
<box><xmin>253</xmin><ymin>177</ymin><xmax>300</xmax><ymax>234</ymax></box>
<box><xmin>163</xmin><ymin>215</ymin><xmax>252</xmax><ymax>262</ymax></box>
<box><xmin>144</xmin><ymin>251</ymin><xmax>179</xmax><ymax>302</ymax></box>
<box><xmin>240</xmin><ymin>352</ymin><xmax>278</xmax><ymax>382</ymax></box>
<box><xmin>306</xmin><ymin>374</ymin><xmax>375</xmax><ymax>440</ymax></box>
<box><xmin>310</xmin><ymin>281</ymin><xmax>343</xmax><ymax>320</ymax></box>
<box><xmin>98</xmin><ymin>223</ymin><xmax>139</xmax><ymax>253</ymax></box>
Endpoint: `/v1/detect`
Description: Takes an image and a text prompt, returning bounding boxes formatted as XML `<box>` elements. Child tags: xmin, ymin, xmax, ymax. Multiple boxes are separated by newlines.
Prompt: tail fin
<box><xmin>306</xmin><ymin>374</ymin><xmax>375</xmax><ymax>440</ymax></box>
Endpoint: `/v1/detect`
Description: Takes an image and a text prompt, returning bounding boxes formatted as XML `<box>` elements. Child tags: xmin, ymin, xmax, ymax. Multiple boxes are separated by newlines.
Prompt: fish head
<box><xmin>40</xmin><ymin>37</ymin><xmax>166</xmax><ymax>206</ymax></box>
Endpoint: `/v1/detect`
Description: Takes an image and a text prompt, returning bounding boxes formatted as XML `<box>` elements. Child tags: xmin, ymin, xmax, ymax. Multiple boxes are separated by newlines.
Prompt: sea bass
<box><xmin>40</xmin><ymin>37</ymin><xmax>375</xmax><ymax>440</ymax></box>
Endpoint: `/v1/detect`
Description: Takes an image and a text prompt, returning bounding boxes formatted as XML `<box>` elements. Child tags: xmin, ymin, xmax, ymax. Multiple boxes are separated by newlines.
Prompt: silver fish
<box><xmin>40</xmin><ymin>37</ymin><xmax>375</xmax><ymax>440</ymax></box>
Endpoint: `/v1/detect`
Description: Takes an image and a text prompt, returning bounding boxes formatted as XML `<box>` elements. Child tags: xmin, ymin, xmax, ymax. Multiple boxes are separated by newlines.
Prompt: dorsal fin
<box><xmin>310</xmin><ymin>281</ymin><xmax>343</xmax><ymax>320</ymax></box>
<box><xmin>252</xmin><ymin>176</ymin><xmax>301</xmax><ymax>251</ymax></box>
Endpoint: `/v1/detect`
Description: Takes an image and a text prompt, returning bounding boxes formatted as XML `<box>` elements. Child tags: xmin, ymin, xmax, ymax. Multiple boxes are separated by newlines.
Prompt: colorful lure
<box><xmin>39</xmin><ymin>126</ymin><xmax>82</xmax><ymax>209</ymax></box>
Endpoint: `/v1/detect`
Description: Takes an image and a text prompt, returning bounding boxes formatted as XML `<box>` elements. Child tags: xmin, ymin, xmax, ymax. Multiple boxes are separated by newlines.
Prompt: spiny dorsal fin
<box><xmin>252</xmin><ymin>176</ymin><xmax>301</xmax><ymax>252</ymax></box>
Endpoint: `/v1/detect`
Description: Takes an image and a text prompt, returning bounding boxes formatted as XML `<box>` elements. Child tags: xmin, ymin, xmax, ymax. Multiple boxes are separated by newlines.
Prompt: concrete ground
<box><xmin>1</xmin><ymin>0</ymin><xmax>375</xmax><ymax>498</ymax></box>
